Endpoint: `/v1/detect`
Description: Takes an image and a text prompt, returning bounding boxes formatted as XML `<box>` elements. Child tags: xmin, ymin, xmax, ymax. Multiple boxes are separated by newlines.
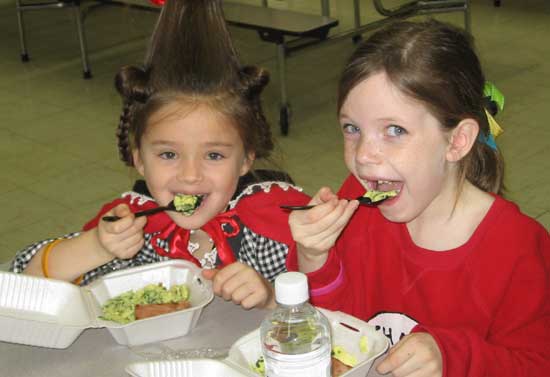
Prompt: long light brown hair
<box><xmin>338</xmin><ymin>19</ymin><xmax>504</xmax><ymax>194</ymax></box>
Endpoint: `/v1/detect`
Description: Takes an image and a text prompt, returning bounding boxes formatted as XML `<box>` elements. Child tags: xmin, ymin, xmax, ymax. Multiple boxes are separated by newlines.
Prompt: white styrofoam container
<box><xmin>126</xmin><ymin>359</ymin><xmax>252</xmax><ymax>377</ymax></box>
<box><xmin>0</xmin><ymin>260</ymin><xmax>213</xmax><ymax>349</ymax></box>
<box><xmin>125</xmin><ymin>308</ymin><xmax>390</xmax><ymax>377</ymax></box>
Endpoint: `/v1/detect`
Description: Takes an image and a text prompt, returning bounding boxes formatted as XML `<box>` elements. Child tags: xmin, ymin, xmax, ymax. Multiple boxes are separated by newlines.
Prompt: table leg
<box><xmin>15</xmin><ymin>0</ymin><xmax>29</xmax><ymax>62</ymax></box>
<box><xmin>73</xmin><ymin>3</ymin><xmax>92</xmax><ymax>79</ymax></box>
<box><xmin>320</xmin><ymin>0</ymin><xmax>330</xmax><ymax>17</ymax></box>
<box><xmin>276</xmin><ymin>42</ymin><xmax>290</xmax><ymax>135</ymax></box>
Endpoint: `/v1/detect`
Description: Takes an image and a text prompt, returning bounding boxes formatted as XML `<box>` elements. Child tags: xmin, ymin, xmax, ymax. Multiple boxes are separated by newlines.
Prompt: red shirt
<box><xmin>288</xmin><ymin>175</ymin><xmax>550</xmax><ymax>377</ymax></box>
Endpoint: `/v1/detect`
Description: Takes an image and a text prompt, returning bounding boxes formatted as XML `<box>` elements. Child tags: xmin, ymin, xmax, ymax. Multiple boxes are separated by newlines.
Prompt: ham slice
<box><xmin>331</xmin><ymin>357</ymin><xmax>352</xmax><ymax>376</ymax></box>
<box><xmin>135</xmin><ymin>300</ymin><xmax>191</xmax><ymax>320</ymax></box>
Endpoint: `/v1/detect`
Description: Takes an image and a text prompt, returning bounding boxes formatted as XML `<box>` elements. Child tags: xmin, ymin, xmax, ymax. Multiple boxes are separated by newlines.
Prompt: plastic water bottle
<box><xmin>260</xmin><ymin>272</ymin><xmax>331</xmax><ymax>377</ymax></box>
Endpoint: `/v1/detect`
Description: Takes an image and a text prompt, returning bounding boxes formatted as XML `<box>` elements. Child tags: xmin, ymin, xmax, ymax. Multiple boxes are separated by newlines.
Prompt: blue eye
<box><xmin>207</xmin><ymin>152</ymin><xmax>224</xmax><ymax>161</ymax></box>
<box><xmin>342</xmin><ymin>123</ymin><xmax>360</xmax><ymax>134</ymax></box>
<box><xmin>387</xmin><ymin>125</ymin><xmax>406</xmax><ymax>137</ymax></box>
<box><xmin>159</xmin><ymin>151</ymin><xmax>177</xmax><ymax>160</ymax></box>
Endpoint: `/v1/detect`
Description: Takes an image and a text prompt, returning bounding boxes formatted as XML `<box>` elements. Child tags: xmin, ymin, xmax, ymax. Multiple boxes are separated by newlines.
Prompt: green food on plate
<box><xmin>332</xmin><ymin>345</ymin><xmax>358</xmax><ymax>367</ymax></box>
<box><xmin>252</xmin><ymin>339</ymin><xmax>368</xmax><ymax>376</ymax></box>
<box><xmin>359</xmin><ymin>335</ymin><xmax>368</xmax><ymax>353</ymax></box>
<box><xmin>100</xmin><ymin>283</ymin><xmax>190</xmax><ymax>324</ymax></box>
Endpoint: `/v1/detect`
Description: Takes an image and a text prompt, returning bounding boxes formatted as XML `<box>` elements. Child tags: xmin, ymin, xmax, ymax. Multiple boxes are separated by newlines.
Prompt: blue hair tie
<box><xmin>480</xmin><ymin>82</ymin><xmax>504</xmax><ymax>151</ymax></box>
<box><xmin>478</xmin><ymin>132</ymin><xmax>497</xmax><ymax>150</ymax></box>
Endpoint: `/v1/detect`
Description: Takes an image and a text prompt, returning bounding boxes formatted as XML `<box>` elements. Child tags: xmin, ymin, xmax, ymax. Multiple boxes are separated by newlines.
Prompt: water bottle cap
<box><xmin>275</xmin><ymin>272</ymin><xmax>309</xmax><ymax>305</ymax></box>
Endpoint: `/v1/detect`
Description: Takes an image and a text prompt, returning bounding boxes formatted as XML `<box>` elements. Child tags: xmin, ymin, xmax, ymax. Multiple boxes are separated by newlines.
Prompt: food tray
<box><xmin>0</xmin><ymin>260</ymin><xmax>213</xmax><ymax>349</ymax></box>
<box><xmin>126</xmin><ymin>308</ymin><xmax>390</xmax><ymax>377</ymax></box>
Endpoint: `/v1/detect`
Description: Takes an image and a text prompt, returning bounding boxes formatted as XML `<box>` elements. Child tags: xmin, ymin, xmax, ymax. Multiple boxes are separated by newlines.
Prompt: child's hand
<box><xmin>377</xmin><ymin>332</ymin><xmax>442</xmax><ymax>377</ymax></box>
<box><xmin>97</xmin><ymin>204</ymin><xmax>147</xmax><ymax>260</ymax></box>
<box><xmin>289</xmin><ymin>187</ymin><xmax>359</xmax><ymax>272</ymax></box>
<box><xmin>201</xmin><ymin>262</ymin><xmax>275</xmax><ymax>310</ymax></box>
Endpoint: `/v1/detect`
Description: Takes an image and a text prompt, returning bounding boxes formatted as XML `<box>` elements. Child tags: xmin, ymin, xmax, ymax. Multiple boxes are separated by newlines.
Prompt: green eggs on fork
<box><xmin>362</xmin><ymin>189</ymin><xmax>399</xmax><ymax>203</ymax></box>
<box><xmin>280</xmin><ymin>189</ymin><xmax>399</xmax><ymax>211</ymax></box>
<box><xmin>173</xmin><ymin>194</ymin><xmax>204</xmax><ymax>217</ymax></box>
<box><xmin>101</xmin><ymin>194</ymin><xmax>203</xmax><ymax>222</ymax></box>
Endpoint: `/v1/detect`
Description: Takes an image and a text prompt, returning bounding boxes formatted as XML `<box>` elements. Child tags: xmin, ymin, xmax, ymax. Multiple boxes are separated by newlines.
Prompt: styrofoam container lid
<box><xmin>0</xmin><ymin>260</ymin><xmax>213</xmax><ymax>349</ymax></box>
<box><xmin>126</xmin><ymin>359</ymin><xmax>251</xmax><ymax>377</ymax></box>
<box><xmin>125</xmin><ymin>308</ymin><xmax>389</xmax><ymax>377</ymax></box>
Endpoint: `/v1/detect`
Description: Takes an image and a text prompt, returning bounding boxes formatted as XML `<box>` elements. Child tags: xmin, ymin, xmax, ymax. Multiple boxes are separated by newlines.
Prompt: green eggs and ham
<box><xmin>100</xmin><ymin>283</ymin><xmax>190</xmax><ymax>324</ymax></box>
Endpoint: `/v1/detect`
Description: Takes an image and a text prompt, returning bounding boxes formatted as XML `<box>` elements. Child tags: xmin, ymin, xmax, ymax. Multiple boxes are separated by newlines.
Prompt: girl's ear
<box><xmin>446</xmin><ymin>119</ymin><xmax>479</xmax><ymax>162</ymax></box>
<box><xmin>240</xmin><ymin>151</ymin><xmax>255</xmax><ymax>176</ymax></box>
<box><xmin>132</xmin><ymin>149</ymin><xmax>145</xmax><ymax>176</ymax></box>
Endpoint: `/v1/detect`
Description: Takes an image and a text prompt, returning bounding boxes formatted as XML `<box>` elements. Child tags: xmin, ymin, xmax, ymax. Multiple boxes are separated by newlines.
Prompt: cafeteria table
<box><xmin>0</xmin><ymin>295</ymin><xmax>387</xmax><ymax>377</ymax></box>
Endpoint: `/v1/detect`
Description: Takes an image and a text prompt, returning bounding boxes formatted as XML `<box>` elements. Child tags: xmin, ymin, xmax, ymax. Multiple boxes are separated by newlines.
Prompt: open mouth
<box><xmin>364</xmin><ymin>180</ymin><xmax>403</xmax><ymax>203</ymax></box>
<box><xmin>173</xmin><ymin>193</ymin><xmax>206</xmax><ymax>216</ymax></box>
<box><xmin>366</xmin><ymin>179</ymin><xmax>402</xmax><ymax>192</ymax></box>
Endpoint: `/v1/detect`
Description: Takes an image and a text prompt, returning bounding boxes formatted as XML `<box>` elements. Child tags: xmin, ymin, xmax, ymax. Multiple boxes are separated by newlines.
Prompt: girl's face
<box><xmin>340</xmin><ymin>72</ymin><xmax>458</xmax><ymax>224</ymax></box>
<box><xmin>133</xmin><ymin>102</ymin><xmax>253</xmax><ymax>230</ymax></box>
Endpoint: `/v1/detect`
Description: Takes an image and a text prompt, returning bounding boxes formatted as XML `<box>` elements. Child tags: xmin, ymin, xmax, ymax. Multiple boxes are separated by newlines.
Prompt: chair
<box><xmin>15</xmin><ymin>0</ymin><xmax>92</xmax><ymax>78</ymax></box>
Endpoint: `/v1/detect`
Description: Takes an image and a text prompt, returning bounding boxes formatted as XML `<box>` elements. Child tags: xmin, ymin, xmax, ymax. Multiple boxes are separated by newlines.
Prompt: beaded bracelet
<box><xmin>41</xmin><ymin>239</ymin><xmax>64</xmax><ymax>278</ymax></box>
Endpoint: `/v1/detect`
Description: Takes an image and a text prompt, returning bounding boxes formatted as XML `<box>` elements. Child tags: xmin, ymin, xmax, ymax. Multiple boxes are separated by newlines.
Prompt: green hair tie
<box><xmin>483</xmin><ymin>81</ymin><xmax>505</xmax><ymax>112</ymax></box>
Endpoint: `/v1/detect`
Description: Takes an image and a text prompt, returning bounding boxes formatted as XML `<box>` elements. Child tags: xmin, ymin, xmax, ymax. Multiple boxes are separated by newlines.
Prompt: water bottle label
<box><xmin>264</xmin><ymin>343</ymin><xmax>331</xmax><ymax>377</ymax></box>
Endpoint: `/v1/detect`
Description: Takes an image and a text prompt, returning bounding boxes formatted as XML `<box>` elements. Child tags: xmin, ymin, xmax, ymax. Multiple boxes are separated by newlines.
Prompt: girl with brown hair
<box><xmin>12</xmin><ymin>0</ymin><xmax>309</xmax><ymax>310</ymax></box>
<box><xmin>288</xmin><ymin>19</ymin><xmax>550</xmax><ymax>376</ymax></box>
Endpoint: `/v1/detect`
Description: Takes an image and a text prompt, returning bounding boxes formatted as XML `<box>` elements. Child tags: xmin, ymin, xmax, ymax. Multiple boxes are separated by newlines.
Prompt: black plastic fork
<box><xmin>280</xmin><ymin>195</ymin><xmax>389</xmax><ymax>211</ymax></box>
<box><xmin>102</xmin><ymin>202</ymin><xmax>177</xmax><ymax>222</ymax></box>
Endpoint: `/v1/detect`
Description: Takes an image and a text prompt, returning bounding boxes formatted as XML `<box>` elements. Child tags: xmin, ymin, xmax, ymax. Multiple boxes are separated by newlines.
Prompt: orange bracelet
<box><xmin>41</xmin><ymin>239</ymin><xmax>64</xmax><ymax>278</ymax></box>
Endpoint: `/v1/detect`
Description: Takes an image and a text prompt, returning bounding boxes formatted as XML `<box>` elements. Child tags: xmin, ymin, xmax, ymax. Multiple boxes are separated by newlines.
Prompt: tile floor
<box><xmin>0</xmin><ymin>0</ymin><xmax>549</xmax><ymax>263</ymax></box>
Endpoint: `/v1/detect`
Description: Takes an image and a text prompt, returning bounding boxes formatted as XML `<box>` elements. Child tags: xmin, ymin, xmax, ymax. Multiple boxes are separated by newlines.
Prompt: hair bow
<box><xmin>480</xmin><ymin>82</ymin><xmax>504</xmax><ymax>150</ymax></box>
<box><xmin>150</xmin><ymin>210</ymin><xmax>239</xmax><ymax>267</ymax></box>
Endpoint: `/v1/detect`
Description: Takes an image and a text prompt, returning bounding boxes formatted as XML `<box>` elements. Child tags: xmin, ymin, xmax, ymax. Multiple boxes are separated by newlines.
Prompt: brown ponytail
<box><xmin>237</xmin><ymin>65</ymin><xmax>273</xmax><ymax>159</ymax></box>
<box><xmin>114</xmin><ymin>65</ymin><xmax>151</xmax><ymax>166</ymax></box>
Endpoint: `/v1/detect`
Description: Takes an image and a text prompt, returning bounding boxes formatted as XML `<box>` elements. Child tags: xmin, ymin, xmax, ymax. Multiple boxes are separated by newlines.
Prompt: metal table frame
<box><xmin>15</xmin><ymin>0</ymin><xmax>92</xmax><ymax>78</ymax></box>
<box><xmin>13</xmin><ymin>0</ymin><xmax>471</xmax><ymax>134</ymax></box>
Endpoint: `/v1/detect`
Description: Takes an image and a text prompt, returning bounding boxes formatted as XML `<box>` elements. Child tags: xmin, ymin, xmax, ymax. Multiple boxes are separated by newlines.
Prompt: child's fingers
<box><xmin>239</xmin><ymin>287</ymin><xmax>269</xmax><ymax>310</ymax></box>
<box><xmin>319</xmin><ymin>200</ymin><xmax>359</xmax><ymax>238</ymax></box>
<box><xmin>229</xmin><ymin>282</ymin><xmax>255</xmax><ymax>306</ymax></box>
<box><xmin>113</xmin><ymin>203</ymin><xmax>131</xmax><ymax>217</ymax></box>
<box><xmin>122</xmin><ymin>235</ymin><xmax>145</xmax><ymax>258</ymax></box>
<box><xmin>201</xmin><ymin>268</ymin><xmax>219</xmax><ymax>281</ymax></box>
<box><xmin>103</xmin><ymin>208</ymin><xmax>146</xmax><ymax>237</ymax></box>
<box><xmin>294</xmin><ymin>199</ymin><xmax>356</xmax><ymax>248</ymax></box>
<box><xmin>377</xmin><ymin>333</ymin><xmax>441</xmax><ymax>377</ymax></box>
<box><xmin>290</xmin><ymin>197</ymin><xmax>342</xmax><ymax>229</ymax></box>
<box><xmin>106</xmin><ymin>230</ymin><xmax>145</xmax><ymax>259</ymax></box>
<box><xmin>205</xmin><ymin>263</ymin><xmax>244</xmax><ymax>297</ymax></box>
<box><xmin>208</xmin><ymin>264</ymin><xmax>271</xmax><ymax>308</ymax></box>
<box><xmin>315</xmin><ymin>187</ymin><xmax>338</xmax><ymax>202</ymax></box>
<box><xmin>110</xmin><ymin>204</ymin><xmax>134</xmax><ymax>226</ymax></box>
<box><xmin>133</xmin><ymin>215</ymin><xmax>147</xmax><ymax>230</ymax></box>
<box><xmin>313</xmin><ymin>187</ymin><xmax>337</xmax><ymax>204</ymax></box>
<box><xmin>223</xmin><ymin>277</ymin><xmax>270</xmax><ymax>309</ymax></box>
<box><xmin>102</xmin><ymin>205</ymin><xmax>136</xmax><ymax>234</ymax></box>
<box><xmin>376</xmin><ymin>344</ymin><xmax>415</xmax><ymax>375</ymax></box>
<box><xmin>217</xmin><ymin>264</ymin><xmax>256</xmax><ymax>299</ymax></box>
